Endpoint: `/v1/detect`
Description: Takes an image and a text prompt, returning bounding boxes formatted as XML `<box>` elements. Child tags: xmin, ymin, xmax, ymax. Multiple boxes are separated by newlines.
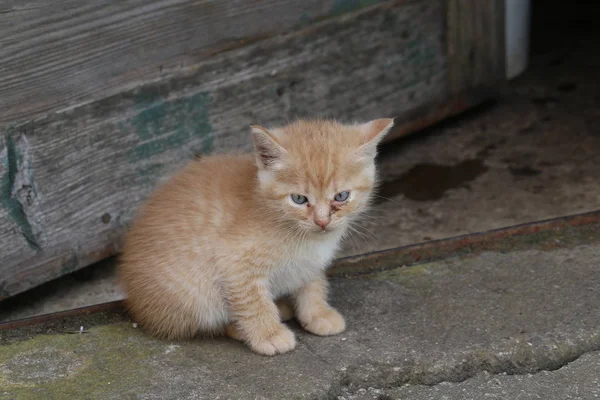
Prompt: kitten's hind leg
<box><xmin>225</xmin><ymin>323</ymin><xmax>244</xmax><ymax>341</ymax></box>
<box><xmin>276</xmin><ymin>297</ymin><xmax>295</xmax><ymax>322</ymax></box>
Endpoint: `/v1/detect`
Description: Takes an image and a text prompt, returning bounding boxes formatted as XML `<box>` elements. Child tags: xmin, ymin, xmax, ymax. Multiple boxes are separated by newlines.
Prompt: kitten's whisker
<box><xmin>370</xmin><ymin>194</ymin><xmax>402</xmax><ymax>204</ymax></box>
<box><xmin>351</xmin><ymin>223</ymin><xmax>378</xmax><ymax>238</ymax></box>
<box><xmin>353</xmin><ymin>214</ymin><xmax>385</xmax><ymax>224</ymax></box>
<box><xmin>342</xmin><ymin>226</ymin><xmax>362</xmax><ymax>253</ymax></box>
<box><xmin>346</xmin><ymin>223</ymin><xmax>376</xmax><ymax>246</ymax></box>
<box><xmin>347</xmin><ymin>223</ymin><xmax>377</xmax><ymax>243</ymax></box>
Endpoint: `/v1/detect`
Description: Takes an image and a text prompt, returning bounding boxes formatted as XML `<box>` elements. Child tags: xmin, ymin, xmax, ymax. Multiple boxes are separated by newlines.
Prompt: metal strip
<box><xmin>330</xmin><ymin>210</ymin><xmax>600</xmax><ymax>276</ymax></box>
<box><xmin>0</xmin><ymin>300</ymin><xmax>124</xmax><ymax>331</ymax></box>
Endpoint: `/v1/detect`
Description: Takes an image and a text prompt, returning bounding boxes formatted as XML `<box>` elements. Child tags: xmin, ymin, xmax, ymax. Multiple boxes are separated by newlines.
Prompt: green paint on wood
<box><xmin>0</xmin><ymin>281</ymin><xmax>8</xmax><ymax>299</ymax></box>
<box><xmin>127</xmin><ymin>91</ymin><xmax>213</xmax><ymax>163</ymax></box>
<box><xmin>299</xmin><ymin>11</ymin><xmax>311</xmax><ymax>26</ymax></box>
<box><xmin>121</xmin><ymin>91</ymin><xmax>214</xmax><ymax>188</ymax></box>
<box><xmin>0</xmin><ymin>131</ymin><xmax>40</xmax><ymax>250</ymax></box>
<box><xmin>59</xmin><ymin>252</ymin><xmax>79</xmax><ymax>276</ymax></box>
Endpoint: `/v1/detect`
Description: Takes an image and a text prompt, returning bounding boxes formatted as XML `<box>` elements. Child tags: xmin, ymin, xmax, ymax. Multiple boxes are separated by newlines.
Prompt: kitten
<box><xmin>118</xmin><ymin>118</ymin><xmax>394</xmax><ymax>355</ymax></box>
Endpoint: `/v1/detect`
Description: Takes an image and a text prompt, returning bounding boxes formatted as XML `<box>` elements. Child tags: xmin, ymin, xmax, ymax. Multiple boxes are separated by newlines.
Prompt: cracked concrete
<box><xmin>2</xmin><ymin>233</ymin><xmax>599</xmax><ymax>399</ymax></box>
<box><xmin>339</xmin><ymin>352</ymin><xmax>600</xmax><ymax>400</ymax></box>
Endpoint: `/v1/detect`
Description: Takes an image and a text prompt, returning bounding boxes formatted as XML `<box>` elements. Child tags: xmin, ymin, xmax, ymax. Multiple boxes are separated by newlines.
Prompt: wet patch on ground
<box><xmin>377</xmin><ymin>159</ymin><xmax>489</xmax><ymax>202</ymax></box>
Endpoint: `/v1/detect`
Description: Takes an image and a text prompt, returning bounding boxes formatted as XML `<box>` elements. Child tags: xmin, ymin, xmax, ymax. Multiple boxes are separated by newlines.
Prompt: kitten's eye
<box><xmin>334</xmin><ymin>191</ymin><xmax>350</xmax><ymax>202</ymax></box>
<box><xmin>291</xmin><ymin>194</ymin><xmax>308</xmax><ymax>205</ymax></box>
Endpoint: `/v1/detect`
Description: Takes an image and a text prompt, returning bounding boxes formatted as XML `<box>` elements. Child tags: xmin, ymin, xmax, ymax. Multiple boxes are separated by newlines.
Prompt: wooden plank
<box><xmin>0</xmin><ymin>0</ymin><xmax>506</xmax><ymax>299</ymax></box>
<box><xmin>0</xmin><ymin>0</ymin><xmax>450</xmax><ymax>298</ymax></box>
<box><xmin>0</xmin><ymin>0</ymin><xmax>389</xmax><ymax>126</ymax></box>
<box><xmin>446</xmin><ymin>0</ymin><xmax>506</xmax><ymax>94</ymax></box>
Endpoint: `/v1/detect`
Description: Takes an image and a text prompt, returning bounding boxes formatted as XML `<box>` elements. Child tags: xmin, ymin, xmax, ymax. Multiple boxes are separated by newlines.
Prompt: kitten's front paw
<box><xmin>301</xmin><ymin>307</ymin><xmax>346</xmax><ymax>336</ymax></box>
<box><xmin>250</xmin><ymin>325</ymin><xmax>296</xmax><ymax>356</ymax></box>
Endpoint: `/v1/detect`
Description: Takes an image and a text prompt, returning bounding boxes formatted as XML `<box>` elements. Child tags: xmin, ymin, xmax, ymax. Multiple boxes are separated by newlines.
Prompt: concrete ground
<box><xmin>2</xmin><ymin>0</ymin><xmax>600</xmax><ymax>323</ymax></box>
<box><xmin>2</xmin><ymin>222</ymin><xmax>599</xmax><ymax>399</ymax></box>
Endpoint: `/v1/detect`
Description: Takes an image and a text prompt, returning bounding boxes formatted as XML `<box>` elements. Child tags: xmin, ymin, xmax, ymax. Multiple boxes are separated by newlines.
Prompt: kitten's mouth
<box><xmin>314</xmin><ymin>225</ymin><xmax>335</xmax><ymax>234</ymax></box>
<box><xmin>300</xmin><ymin>222</ymin><xmax>339</xmax><ymax>234</ymax></box>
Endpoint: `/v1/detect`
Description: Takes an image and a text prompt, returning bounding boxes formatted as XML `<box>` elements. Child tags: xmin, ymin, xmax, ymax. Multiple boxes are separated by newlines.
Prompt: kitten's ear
<box><xmin>357</xmin><ymin>118</ymin><xmax>395</xmax><ymax>159</ymax></box>
<box><xmin>251</xmin><ymin>125</ymin><xmax>287</xmax><ymax>169</ymax></box>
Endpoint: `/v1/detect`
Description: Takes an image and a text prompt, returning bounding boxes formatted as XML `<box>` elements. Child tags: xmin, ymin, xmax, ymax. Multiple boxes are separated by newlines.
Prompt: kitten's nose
<box><xmin>315</xmin><ymin>218</ymin><xmax>330</xmax><ymax>230</ymax></box>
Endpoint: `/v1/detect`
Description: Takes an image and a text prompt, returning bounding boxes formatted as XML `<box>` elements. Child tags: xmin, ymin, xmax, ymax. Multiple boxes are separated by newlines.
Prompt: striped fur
<box><xmin>118</xmin><ymin>118</ymin><xmax>393</xmax><ymax>355</ymax></box>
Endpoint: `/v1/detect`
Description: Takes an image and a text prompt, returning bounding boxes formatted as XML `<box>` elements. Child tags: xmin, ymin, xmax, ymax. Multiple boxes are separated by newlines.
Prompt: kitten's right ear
<box><xmin>251</xmin><ymin>125</ymin><xmax>287</xmax><ymax>169</ymax></box>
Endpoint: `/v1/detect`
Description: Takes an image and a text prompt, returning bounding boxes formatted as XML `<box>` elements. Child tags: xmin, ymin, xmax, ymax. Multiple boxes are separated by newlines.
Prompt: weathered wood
<box><xmin>446</xmin><ymin>0</ymin><xmax>506</xmax><ymax>94</ymax></box>
<box><xmin>0</xmin><ymin>0</ymin><xmax>506</xmax><ymax>299</ymax></box>
<box><xmin>0</xmin><ymin>0</ymin><xmax>388</xmax><ymax>126</ymax></box>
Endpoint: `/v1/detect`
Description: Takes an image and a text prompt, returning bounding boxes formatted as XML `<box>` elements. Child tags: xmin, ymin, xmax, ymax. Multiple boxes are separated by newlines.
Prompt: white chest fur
<box><xmin>269</xmin><ymin>231</ymin><xmax>343</xmax><ymax>298</ymax></box>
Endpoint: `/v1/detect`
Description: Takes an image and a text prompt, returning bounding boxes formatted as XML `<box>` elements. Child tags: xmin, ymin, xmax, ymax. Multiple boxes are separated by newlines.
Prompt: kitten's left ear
<box><xmin>357</xmin><ymin>118</ymin><xmax>395</xmax><ymax>158</ymax></box>
<box><xmin>251</xmin><ymin>125</ymin><xmax>287</xmax><ymax>170</ymax></box>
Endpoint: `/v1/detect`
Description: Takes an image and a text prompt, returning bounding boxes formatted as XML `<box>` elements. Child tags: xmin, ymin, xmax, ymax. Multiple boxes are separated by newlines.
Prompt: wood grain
<box><xmin>0</xmin><ymin>0</ymin><xmax>388</xmax><ymax>126</ymax></box>
<box><xmin>0</xmin><ymin>0</ymin><xmax>506</xmax><ymax>299</ymax></box>
<box><xmin>446</xmin><ymin>0</ymin><xmax>506</xmax><ymax>94</ymax></box>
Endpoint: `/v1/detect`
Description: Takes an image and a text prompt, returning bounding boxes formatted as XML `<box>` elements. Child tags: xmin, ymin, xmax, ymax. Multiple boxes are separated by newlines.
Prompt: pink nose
<box><xmin>315</xmin><ymin>218</ymin><xmax>330</xmax><ymax>230</ymax></box>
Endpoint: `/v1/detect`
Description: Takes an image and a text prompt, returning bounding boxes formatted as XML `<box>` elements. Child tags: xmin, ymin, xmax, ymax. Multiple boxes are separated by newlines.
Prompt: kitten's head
<box><xmin>251</xmin><ymin>118</ymin><xmax>394</xmax><ymax>234</ymax></box>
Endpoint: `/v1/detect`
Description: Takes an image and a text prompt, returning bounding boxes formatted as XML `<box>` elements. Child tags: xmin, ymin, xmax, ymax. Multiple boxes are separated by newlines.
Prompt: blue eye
<box><xmin>291</xmin><ymin>194</ymin><xmax>308</xmax><ymax>205</ymax></box>
<box><xmin>334</xmin><ymin>191</ymin><xmax>350</xmax><ymax>202</ymax></box>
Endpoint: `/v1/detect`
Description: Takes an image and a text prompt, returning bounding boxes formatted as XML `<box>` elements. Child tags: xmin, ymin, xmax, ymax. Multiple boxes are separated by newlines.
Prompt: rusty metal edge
<box><xmin>329</xmin><ymin>209</ymin><xmax>600</xmax><ymax>276</ymax></box>
<box><xmin>0</xmin><ymin>300</ymin><xmax>125</xmax><ymax>331</ymax></box>
<box><xmin>3</xmin><ymin>210</ymin><xmax>600</xmax><ymax>332</ymax></box>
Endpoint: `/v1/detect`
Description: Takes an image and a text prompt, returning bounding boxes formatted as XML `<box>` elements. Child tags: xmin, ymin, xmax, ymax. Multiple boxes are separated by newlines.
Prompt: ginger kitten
<box><xmin>118</xmin><ymin>118</ymin><xmax>394</xmax><ymax>355</ymax></box>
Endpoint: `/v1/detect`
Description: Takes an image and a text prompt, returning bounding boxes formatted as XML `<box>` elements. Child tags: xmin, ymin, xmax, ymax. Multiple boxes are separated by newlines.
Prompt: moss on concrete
<box><xmin>365</xmin><ymin>261</ymin><xmax>449</xmax><ymax>292</ymax></box>
<box><xmin>0</xmin><ymin>322</ymin><xmax>180</xmax><ymax>399</ymax></box>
